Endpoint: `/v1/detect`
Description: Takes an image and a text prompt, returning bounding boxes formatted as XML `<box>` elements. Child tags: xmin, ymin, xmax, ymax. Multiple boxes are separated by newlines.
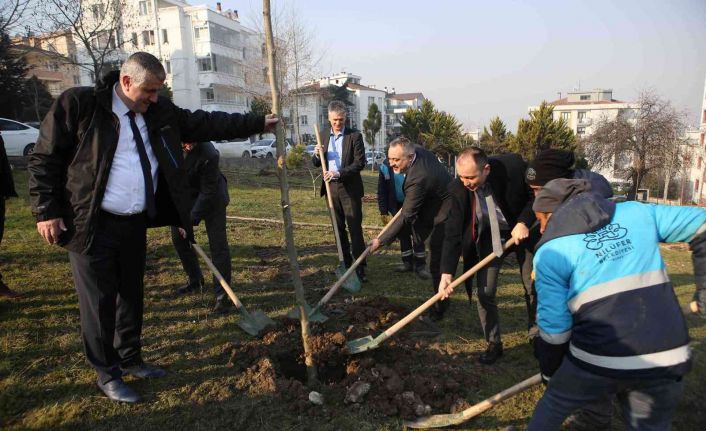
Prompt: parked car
<box><xmin>211</xmin><ymin>138</ymin><xmax>253</xmax><ymax>158</ymax></box>
<box><xmin>250</xmin><ymin>138</ymin><xmax>293</xmax><ymax>158</ymax></box>
<box><xmin>0</xmin><ymin>118</ymin><xmax>40</xmax><ymax>156</ymax></box>
<box><xmin>365</xmin><ymin>150</ymin><xmax>386</xmax><ymax>166</ymax></box>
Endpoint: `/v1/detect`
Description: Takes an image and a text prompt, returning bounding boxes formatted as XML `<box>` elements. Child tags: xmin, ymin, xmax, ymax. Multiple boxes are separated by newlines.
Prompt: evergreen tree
<box><xmin>510</xmin><ymin>101</ymin><xmax>575</xmax><ymax>160</ymax></box>
<box><xmin>363</xmin><ymin>102</ymin><xmax>382</xmax><ymax>152</ymax></box>
<box><xmin>479</xmin><ymin>116</ymin><xmax>511</xmax><ymax>155</ymax></box>
<box><xmin>19</xmin><ymin>76</ymin><xmax>54</xmax><ymax>123</ymax></box>
<box><xmin>0</xmin><ymin>28</ymin><xmax>29</xmax><ymax>119</ymax></box>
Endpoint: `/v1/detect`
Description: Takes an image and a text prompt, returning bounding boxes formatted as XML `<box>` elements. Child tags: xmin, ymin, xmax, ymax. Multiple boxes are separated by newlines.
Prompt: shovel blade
<box><xmin>286</xmin><ymin>303</ymin><xmax>329</xmax><ymax>323</ymax></box>
<box><xmin>337</xmin><ymin>264</ymin><xmax>361</xmax><ymax>293</ymax></box>
<box><xmin>345</xmin><ymin>335</ymin><xmax>377</xmax><ymax>354</ymax></box>
<box><xmin>237</xmin><ymin>309</ymin><xmax>275</xmax><ymax>336</ymax></box>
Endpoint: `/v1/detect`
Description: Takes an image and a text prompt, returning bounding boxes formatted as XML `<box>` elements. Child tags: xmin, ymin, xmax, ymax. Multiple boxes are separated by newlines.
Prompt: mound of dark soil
<box><xmin>226</xmin><ymin>296</ymin><xmax>480</xmax><ymax>420</ymax></box>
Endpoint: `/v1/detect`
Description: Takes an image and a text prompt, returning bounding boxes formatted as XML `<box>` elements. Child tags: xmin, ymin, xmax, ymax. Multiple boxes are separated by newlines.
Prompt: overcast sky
<box><xmin>206</xmin><ymin>0</ymin><xmax>706</xmax><ymax>132</ymax></box>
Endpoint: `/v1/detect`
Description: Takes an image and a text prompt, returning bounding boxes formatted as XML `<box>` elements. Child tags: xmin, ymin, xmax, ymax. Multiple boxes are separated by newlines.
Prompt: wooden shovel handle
<box><xmin>380</xmin><ymin>238</ymin><xmax>515</xmax><ymax>340</ymax></box>
<box><xmin>314</xmin><ymin>124</ymin><xmax>345</xmax><ymax>261</ymax></box>
<box><xmin>316</xmin><ymin>210</ymin><xmax>404</xmax><ymax>306</ymax></box>
<box><xmin>192</xmin><ymin>243</ymin><xmax>246</xmax><ymax>313</ymax></box>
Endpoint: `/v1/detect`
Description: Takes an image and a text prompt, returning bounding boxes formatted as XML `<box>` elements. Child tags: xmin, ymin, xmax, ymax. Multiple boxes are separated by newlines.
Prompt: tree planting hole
<box><xmin>275</xmin><ymin>352</ymin><xmax>346</xmax><ymax>384</ymax></box>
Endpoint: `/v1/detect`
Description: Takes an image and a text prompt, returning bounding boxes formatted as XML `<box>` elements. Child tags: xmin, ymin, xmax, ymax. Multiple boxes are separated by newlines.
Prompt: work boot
<box><xmin>212</xmin><ymin>296</ymin><xmax>233</xmax><ymax>314</ymax></box>
<box><xmin>415</xmin><ymin>265</ymin><xmax>432</xmax><ymax>280</ymax></box>
<box><xmin>356</xmin><ymin>267</ymin><xmax>368</xmax><ymax>283</ymax></box>
<box><xmin>0</xmin><ymin>282</ymin><xmax>22</xmax><ymax>299</ymax></box>
<box><xmin>176</xmin><ymin>278</ymin><xmax>203</xmax><ymax>295</ymax></box>
<box><xmin>478</xmin><ymin>342</ymin><xmax>503</xmax><ymax>365</ymax></box>
<box><xmin>394</xmin><ymin>261</ymin><xmax>413</xmax><ymax>272</ymax></box>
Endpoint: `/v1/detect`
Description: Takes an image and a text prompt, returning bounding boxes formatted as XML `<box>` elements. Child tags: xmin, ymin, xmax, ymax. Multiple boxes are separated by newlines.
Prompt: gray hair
<box><xmin>120</xmin><ymin>52</ymin><xmax>166</xmax><ymax>85</ymax></box>
<box><xmin>389</xmin><ymin>136</ymin><xmax>415</xmax><ymax>155</ymax></box>
<box><xmin>327</xmin><ymin>100</ymin><xmax>347</xmax><ymax>117</ymax></box>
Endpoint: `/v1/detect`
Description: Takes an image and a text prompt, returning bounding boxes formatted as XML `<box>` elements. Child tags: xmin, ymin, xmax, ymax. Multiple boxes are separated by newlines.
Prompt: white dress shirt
<box><xmin>101</xmin><ymin>84</ymin><xmax>159</xmax><ymax>215</ymax></box>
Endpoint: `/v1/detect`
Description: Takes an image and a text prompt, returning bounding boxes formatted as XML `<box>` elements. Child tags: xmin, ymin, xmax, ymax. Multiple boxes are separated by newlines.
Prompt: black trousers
<box><xmin>460</xmin><ymin>227</ymin><xmax>538</xmax><ymax>343</ymax></box>
<box><xmin>68</xmin><ymin>211</ymin><xmax>147</xmax><ymax>384</ymax></box>
<box><xmin>170</xmin><ymin>201</ymin><xmax>230</xmax><ymax>298</ymax></box>
<box><xmin>328</xmin><ymin>182</ymin><xmax>366</xmax><ymax>268</ymax></box>
<box><xmin>426</xmin><ymin>220</ymin><xmax>448</xmax><ymax>315</ymax></box>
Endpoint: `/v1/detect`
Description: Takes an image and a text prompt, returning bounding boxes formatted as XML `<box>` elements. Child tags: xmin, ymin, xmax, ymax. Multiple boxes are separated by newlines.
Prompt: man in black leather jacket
<box><xmin>28</xmin><ymin>52</ymin><xmax>276</xmax><ymax>403</ymax></box>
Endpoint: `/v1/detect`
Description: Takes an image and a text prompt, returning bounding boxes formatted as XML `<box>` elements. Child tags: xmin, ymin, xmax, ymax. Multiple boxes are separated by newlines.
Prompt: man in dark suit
<box><xmin>0</xmin><ymin>133</ymin><xmax>20</xmax><ymax>298</ymax></box>
<box><xmin>171</xmin><ymin>141</ymin><xmax>232</xmax><ymax>313</ymax></box>
<box><xmin>29</xmin><ymin>52</ymin><xmax>276</xmax><ymax>403</ymax></box>
<box><xmin>371</xmin><ymin>137</ymin><xmax>452</xmax><ymax>316</ymax></box>
<box><xmin>312</xmin><ymin>100</ymin><xmax>367</xmax><ymax>281</ymax></box>
<box><xmin>438</xmin><ymin>147</ymin><xmax>536</xmax><ymax>365</ymax></box>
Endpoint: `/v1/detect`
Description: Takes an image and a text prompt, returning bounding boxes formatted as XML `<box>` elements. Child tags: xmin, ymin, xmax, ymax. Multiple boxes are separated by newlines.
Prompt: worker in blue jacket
<box><xmin>527</xmin><ymin>178</ymin><xmax>706</xmax><ymax>430</ymax></box>
<box><xmin>377</xmin><ymin>159</ymin><xmax>430</xmax><ymax>279</ymax></box>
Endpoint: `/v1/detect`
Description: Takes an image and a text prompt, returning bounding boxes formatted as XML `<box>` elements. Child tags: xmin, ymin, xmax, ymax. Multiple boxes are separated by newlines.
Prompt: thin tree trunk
<box><xmin>262</xmin><ymin>0</ymin><xmax>318</xmax><ymax>385</ymax></box>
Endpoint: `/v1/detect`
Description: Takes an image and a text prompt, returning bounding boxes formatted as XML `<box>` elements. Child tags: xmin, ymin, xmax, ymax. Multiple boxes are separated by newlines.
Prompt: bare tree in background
<box><xmin>0</xmin><ymin>0</ymin><xmax>33</xmax><ymax>34</ymax></box>
<box><xmin>280</xmin><ymin>8</ymin><xmax>321</xmax><ymax>144</ymax></box>
<box><xmin>35</xmin><ymin>0</ymin><xmax>131</xmax><ymax>82</ymax></box>
<box><xmin>582</xmin><ymin>90</ymin><xmax>685</xmax><ymax>200</ymax></box>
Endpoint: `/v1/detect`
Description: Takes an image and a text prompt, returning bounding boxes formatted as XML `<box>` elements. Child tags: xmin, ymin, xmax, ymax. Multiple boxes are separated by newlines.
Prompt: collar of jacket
<box><xmin>97</xmin><ymin>70</ymin><xmax>170</xmax><ymax>133</ymax></box>
<box><xmin>95</xmin><ymin>71</ymin><xmax>120</xmax><ymax>112</ymax></box>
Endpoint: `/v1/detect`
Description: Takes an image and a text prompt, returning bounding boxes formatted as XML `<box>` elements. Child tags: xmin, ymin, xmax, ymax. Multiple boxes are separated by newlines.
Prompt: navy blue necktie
<box><xmin>126</xmin><ymin>111</ymin><xmax>157</xmax><ymax>219</ymax></box>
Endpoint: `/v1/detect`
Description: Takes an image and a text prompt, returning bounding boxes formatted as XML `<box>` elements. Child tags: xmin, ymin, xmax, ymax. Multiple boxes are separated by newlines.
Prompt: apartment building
<box><xmin>289</xmin><ymin>72</ymin><xmax>387</xmax><ymax>149</ymax></box>
<box><xmin>687</xmin><ymin>76</ymin><xmax>706</xmax><ymax>206</ymax></box>
<box><xmin>385</xmin><ymin>92</ymin><xmax>425</xmax><ymax>141</ymax></box>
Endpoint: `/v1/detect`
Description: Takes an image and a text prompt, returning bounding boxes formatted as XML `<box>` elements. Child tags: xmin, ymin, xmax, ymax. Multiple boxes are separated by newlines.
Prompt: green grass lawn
<box><xmin>1</xmin><ymin>167</ymin><xmax>704</xmax><ymax>430</ymax></box>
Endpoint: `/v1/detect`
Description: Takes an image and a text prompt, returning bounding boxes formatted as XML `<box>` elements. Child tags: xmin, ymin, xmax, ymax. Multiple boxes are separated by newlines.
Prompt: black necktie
<box><xmin>126</xmin><ymin>111</ymin><xmax>157</xmax><ymax>218</ymax></box>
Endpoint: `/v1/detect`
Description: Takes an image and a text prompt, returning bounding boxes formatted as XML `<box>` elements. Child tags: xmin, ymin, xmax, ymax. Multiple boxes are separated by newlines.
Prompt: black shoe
<box><xmin>356</xmin><ymin>267</ymin><xmax>368</xmax><ymax>283</ymax></box>
<box><xmin>121</xmin><ymin>362</ymin><xmax>167</xmax><ymax>379</ymax></box>
<box><xmin>478</xmin><ymin>342</ymin><xmax>503</xmax><ymax>365</ymax></box>
<box><xmin>415</xmin><ymin>266</ymin><xmax>432</xmax><ymax>280</ymax></box>
<box><xmin>394</xmin><ymin>262</ymin><xmax>413</xmax><ymax>273</ymax></box>
<box><xmin>176</xmin><ymin>279</ymin><xmax>203</xmax><ymax>295</ymax></box>
<box><xmin>97</xmin><ymin>378</ymin><xmax>141</xmax><ymax>403</ymax></box>
<box><xmin>427</xmin><ymin>305</ymin><xmax>445</xmax><ymax>322</ymax></box>
<box><xmin>212</xmin><ymin>297</ymin><xmax>233</xmax><ymax>314</ymax></box>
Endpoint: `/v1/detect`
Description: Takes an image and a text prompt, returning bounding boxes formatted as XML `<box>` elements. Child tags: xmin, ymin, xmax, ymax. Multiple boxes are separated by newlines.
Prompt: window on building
<box><xmin>198</xmin><ymin>57</ymin><xmax>212</xmax><ymax>72</ymax></box>
<box><xmin>242</xmin><ymin>47</ymin><xmax>246</xmax><ymax>60</ymax></box>
<box><xmin>162</xmin><ymin>29</ymin><xmax>168</xmax><ymax>44</ymax></box>
<box><xmin>262</xmin><ymin>67</ymin><xmax>268</xmax><ymax>83</ymax></box>
<box><xmin>201</xmin><ymin>88</ymin><xmax>214</xmax><ymax>101</ymax></box>
<box><xmin>165</xmin><ymin>60</ymin><xmax>171</xmax><ymax>74</ymax></box>
<box><xmin>577</xmin><ymin>126</ymin><xmax>586</xmax><ymax>136</ymax></box>
<box><xmin>89</xmin><ymin>71</ymin><xmax>95</xmax><ymax>83</ymax></box>
<box><xmin>142</xmin><ymin>30</ymin><xmax>155</xmax><ymax>46</ymax></box>
<box><xmin>73</xmin><ymin>75</ymin><xmax>80</xmax><ymax>85</ymax></box>
<box><xmin>131</xmin><ymin>32</ymin><xmax>138</xmax><ymax>47</ymax></box>
<box><xmin>696</xmin><ymin>180</ymin><xmax>700</xmax><ymax>193</ymax></box>
<box><xmin>580</xmin><ymin>95</ymin><xmax>591</xmax><ymax>101</ymax></box>
<box><xmin>300</xmin><ymin>115</ymin><xmax>308</xmax><ymax>125</ymax></box>
<box><xmin>138</xmin><ymin>0</ymin><xmax>150</xmax><ymax>16</ymax></box>
<box><xmin>698</xmin><ymin>157</ymin><xmax>702</xmax><ymax>169</ymax></box>
<box><xmin>368</xmin><ymin>96</ymin><xmax>375</xmax><ymax>107</ymax></box>
<box><xmin>577</xmin><ymin>111</ymin><xmax>587</xmax><ymax>123</ymax></box>
<box><xmin>561</xmin><ymin>112</ymin><xmax>570</xmax><ymax>121</ymax></box>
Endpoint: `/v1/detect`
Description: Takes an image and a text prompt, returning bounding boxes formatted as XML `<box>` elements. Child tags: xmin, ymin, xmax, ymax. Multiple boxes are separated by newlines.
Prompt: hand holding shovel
<box><xmin>346</xmin><ymin>238</ymin><xmax>515</xmax><ymax>354</ymax></box>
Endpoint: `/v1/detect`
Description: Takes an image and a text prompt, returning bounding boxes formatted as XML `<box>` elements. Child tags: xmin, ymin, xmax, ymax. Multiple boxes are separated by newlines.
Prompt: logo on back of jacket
<box><xmin>583</xmin><ymin>223</ymin><xmax>633</xmax><ymax>263</ymax></box>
